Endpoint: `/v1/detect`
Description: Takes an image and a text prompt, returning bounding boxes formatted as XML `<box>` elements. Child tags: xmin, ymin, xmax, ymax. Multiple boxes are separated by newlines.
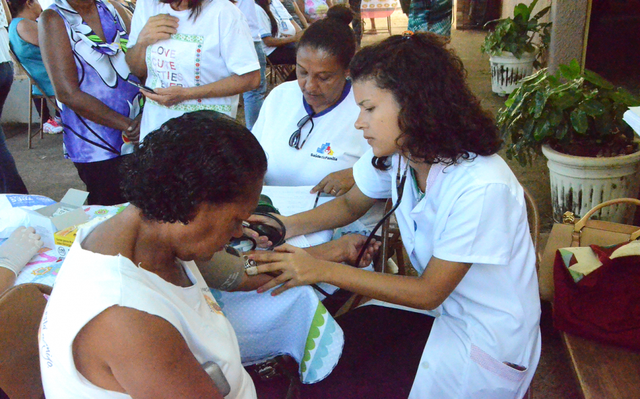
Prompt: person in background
<box><xmin>281</xmin><ymin>0</ymin><xmax>307</xmax><ymax>29</ymax></box>
<box><xmin>408</xmin><ymin>0</ymin><xmax>452</xmax><ymax>36</ymax></box>
<box><xmin>296</xmin><ymin>0</ymin><xmax>330</xmax><ymax>24</ymax></box>
<box><xmin>0</xmin><ymin>0</ymin><xmax>27</xmax><ymax>194</ymax></box>
<box><xmin>252</xmin><ymin>5</ymin><xmax>366</xmax><ymax>197</ymax></box>
<box><xmin>237</xmin><ymin>0</ymin><xmax>267</xmax><ymax>130</ymax></box>
<box><xmin>8</xmin><ymin>0</ymin><xmax>63</xmax><ymax>135</ymax></box>
<box><xmin>39</xmin><ymin>0</ymin><xmax>143</xmax><ymax>205</ymax></box>
<box><xmin>255</xmin><ymin>0</ymin><xmax>302</xmax><ymax>79</ymax></box>
<box><xmin>249</xmin><ymin>32</ymin><xmax>540</xmax><ymax>398</ymax></box>
<box><xmin>126</xmin><ymin>0</ymin><xmax>260</xmax><ymax>141</ymax></box>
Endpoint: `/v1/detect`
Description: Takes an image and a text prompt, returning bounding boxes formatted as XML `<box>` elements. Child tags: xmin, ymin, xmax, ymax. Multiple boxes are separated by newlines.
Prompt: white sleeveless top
<box><xmin>39</xmin><ymin>222</ymin><xmax>257</xmax><ymax>398</ymax></box>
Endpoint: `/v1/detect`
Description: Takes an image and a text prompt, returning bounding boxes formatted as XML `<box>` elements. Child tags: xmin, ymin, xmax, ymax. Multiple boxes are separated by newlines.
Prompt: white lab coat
<box><xmin>353</xmin><ymin>150</ymin><xmax>541</xmax><ymax>398</ymax></box>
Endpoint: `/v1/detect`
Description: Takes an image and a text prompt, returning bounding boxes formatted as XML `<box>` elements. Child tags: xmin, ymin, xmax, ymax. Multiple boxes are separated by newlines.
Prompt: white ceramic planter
<box><xmin>542</xmin><ymin>145</ymin><xmax>640</xmax><ymax>223</ymax></box>
<box><xmin>489</xmin><ymin>51</ymin><xmax>536</xmax><ymax>96</ymax></box>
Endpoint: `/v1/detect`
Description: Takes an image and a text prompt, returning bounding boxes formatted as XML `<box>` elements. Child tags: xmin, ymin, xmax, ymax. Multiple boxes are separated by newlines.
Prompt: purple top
<box><xmin>51</xmin><ymin>0</ymin><xmax>142</xmax><ymax>163</ymax></box>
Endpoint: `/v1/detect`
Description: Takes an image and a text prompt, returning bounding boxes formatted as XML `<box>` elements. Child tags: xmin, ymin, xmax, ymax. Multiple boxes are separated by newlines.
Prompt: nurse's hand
<box><xmin>142</xmin><ymin>86</ymin><xmax>190</xmax><ymax>107</ymax></box>
<box><xmin>311</xmin><ymin>168</ymin><xmax>355</xmax><ymax>197</ymax></box>
<box><xmin>137</xmin><ymin>14</ymin><xmax>179</xmax><ymax>48</ymax></box>
<box><xmin>323</xmin><ymin>234</ymin><xmax>380</xmax><ymax>267</ymax></box>
<box><xmin>246</xmin><ymin>244</ymin><xmax>325</xmax><ymax>295</ymax></box>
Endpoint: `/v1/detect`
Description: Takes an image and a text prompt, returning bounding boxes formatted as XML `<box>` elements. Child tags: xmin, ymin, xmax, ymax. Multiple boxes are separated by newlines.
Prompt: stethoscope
<box><xmin>354</xmin><ymin>157</ymin><xmax>410</xmax><ymax>267</ymax></box>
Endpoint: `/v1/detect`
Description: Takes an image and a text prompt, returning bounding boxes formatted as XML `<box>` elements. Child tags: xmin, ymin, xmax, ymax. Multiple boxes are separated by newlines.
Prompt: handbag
<box><xmin>538</xmin><ymin>198</ymin><xmax>640</xmax><ymax>302</ymax></box>
<box><xmin>553</xmin><ymin>238</ymin><xmax>640</xmax><ymax>351</ymax></box>
<box><xmin>537</xmin><ymin>198</ymin><xmax>640</xmax><ymax>351</ymax></box>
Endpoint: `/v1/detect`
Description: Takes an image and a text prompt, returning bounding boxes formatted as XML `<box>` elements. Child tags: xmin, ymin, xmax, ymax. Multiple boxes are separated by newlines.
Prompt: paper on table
<box><xmin>623</xmin><ymin>106</ymin><xmax>640</xmax><ymax>136</ymax></box>
<box><xmin>261</xmin><ymin>186</ymin><xmax>317</xmax><ymax>216</ymax></box>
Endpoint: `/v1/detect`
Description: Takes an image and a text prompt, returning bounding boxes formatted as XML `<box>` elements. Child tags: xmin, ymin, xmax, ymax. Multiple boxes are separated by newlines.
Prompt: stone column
<box><xmin>548</xmin><ymin>0</ymin><xmax>590</xmax><ymax>74</ymax></box>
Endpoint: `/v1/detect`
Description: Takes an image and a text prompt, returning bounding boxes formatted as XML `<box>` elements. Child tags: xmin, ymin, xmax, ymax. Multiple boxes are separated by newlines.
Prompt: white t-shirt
<box><xmin>353</xmin><ymin>150</ymin><xmax>541</xmax><ymax>399</ymax></box>
<box><xmin>252</xmin><ymin>80</ymin><xmax>368</xmax><ymax>186</ymax></box>
<box><xmin>255</xmin><ymin>0</ymin><xmax>296</xmax><ymax>56</ymax></box>
<box><xmin>0</xmin><ymin>5</ymin><xmax>11</xmax><ymax>64</ymax></box>
<box><xmin>236</xmin><ymin>0</ymin><xmax>262</xmax><ymax>42</ymax></box>
<box><xmin>128</xmin><ymin>0</ymin><xmax>260</xmax><ymax>140</ymax></box>
<box><xmin>40</xmin><ymin>222</ymin><xmax>256</xmax><ymax>399</ymax></box>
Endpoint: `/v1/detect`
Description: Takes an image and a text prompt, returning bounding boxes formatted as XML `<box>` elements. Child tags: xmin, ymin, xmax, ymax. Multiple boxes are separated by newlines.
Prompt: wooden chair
<box><xmin>265</xmin><ymin>57</ymin><xmax>294</xmax><ymax>85</ymax></box>
<box><xmin>522</xmin><ymin>186</ymin><xmax>540</xmax><ymax>399</ymax></box>
<box><xmin>8</xmin><ymin>49</ymin><xmax>61</xmax><ymax>149</ymax></box>
<box><xmin>0</xmin><ymin>283</ymin><xmax>51</xmax><ymax>399</ymax></box>
<box><xmin>335</xmin><ymin>199</ymin><xmax>407</xmax><ymax>317</ymax></box>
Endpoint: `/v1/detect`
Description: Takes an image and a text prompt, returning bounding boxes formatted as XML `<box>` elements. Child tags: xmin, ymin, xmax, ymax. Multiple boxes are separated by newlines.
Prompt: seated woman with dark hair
<box><xmin>255</xmin><ymin>0</ymin><xmax>302</xmax><ymax>76</ymax></box>
<box><xmin>7</xmin><ymin>0</ymin><xmax>62</xmax><ymax>133</ymax></box>
<box><xmin>39</xmin><ymin>111</ymin><xmax>266</xmax><ymax>398</ymax></box>
<box><xmin>252</xmin><ymin>5</ymin><xmax>368</xmax><ymax>199</ymax></box>
<box><xmin>250</xmin><ymin>32</ymin><xmax>541</xmax><ymax>398</ymax></box>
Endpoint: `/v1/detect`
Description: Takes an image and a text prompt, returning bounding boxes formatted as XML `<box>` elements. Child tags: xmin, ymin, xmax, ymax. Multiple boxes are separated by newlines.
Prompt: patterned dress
<box><xmin>51</xmin><ymin>0</ymin><xmax>142</xmax><ymax>164</ymax></box>
<box><xmin>407</xmin><ymin>0</ymin><xmax>452</xmax><ymax>36</ymax></box>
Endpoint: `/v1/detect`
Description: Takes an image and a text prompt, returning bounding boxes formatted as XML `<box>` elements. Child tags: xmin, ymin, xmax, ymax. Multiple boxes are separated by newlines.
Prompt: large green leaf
<box><xmin>609</xmin><ymin>89</ymin><xmax>640</xmax><ymax>106</ymax></box>
<box><xmin>533</xmin><ymin>120</ymin><xmax>551</xmax><ymax>141</ymax></box>
<box><xmin>532</xmin><ymin>5</ymin><xmax>551</xmax><ymax>20</ymax></box>
<box><xmin>555</xmin><ymin>121</ymin><xmax>568</xmax><ymax>140</ymax></box>
<box><xmin>580</xmin><ymin>99</ymin><xmax>605</xmax><ymax>116</ymax></box>
<box><xmin>548</xmin><ymin>108</ymin><xmax>563</xmax><ymax>126</ymax></box>
<box><xmin>559</xmin><ymin>60</ymin><xmax>581</xmax><ymax>81</ymax></box>
<box><xmin>552</xmin><ymin>90</ymin><xmax>582</xmax><ymax>110</ymax></box>
<box><xmin>533</xmin><ymin>91</ymin><xmax>548</xmax><ymax>118</ymax></box>
<box><xmin>583</xmin><ymin>69</ymin><xmax>614</xmax><ymax>90</ymax></box>
<box><xmin>570</xmin><ymin>109</ymin><xmax>588</xmax><ymax>134</ymax></box>
<box><xmin>514</xmin><ymin>4</ymin><xmax>530</xmax><ymax>20</ymax></box>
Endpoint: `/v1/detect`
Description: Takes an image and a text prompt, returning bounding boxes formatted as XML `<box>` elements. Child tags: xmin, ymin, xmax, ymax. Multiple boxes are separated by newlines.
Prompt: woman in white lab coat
<box><xmin>248</xmin><ymin>32</ymin><xmax>541</xmax><ymax>399</ymax></box>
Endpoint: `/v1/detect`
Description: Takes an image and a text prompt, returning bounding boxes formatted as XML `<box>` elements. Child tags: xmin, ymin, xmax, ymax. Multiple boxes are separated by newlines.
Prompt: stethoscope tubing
<box><xmin>354</xmin><ymin>158</ymin><xmax>409</xmax><ymax>267</ymax></box>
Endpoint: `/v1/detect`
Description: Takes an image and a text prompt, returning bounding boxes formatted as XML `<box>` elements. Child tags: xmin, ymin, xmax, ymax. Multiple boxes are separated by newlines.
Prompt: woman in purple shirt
<box><xmin>39</xmin><ymin>0</ymin><xmax>142</xmax><ymax>205</ymax></box>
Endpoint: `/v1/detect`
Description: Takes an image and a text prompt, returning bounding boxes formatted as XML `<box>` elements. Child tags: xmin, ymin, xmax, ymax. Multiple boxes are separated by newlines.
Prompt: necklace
<box><xmin>410</xmin><ymin>166</ymin><xmax>425</xmax><ymax>202</ymax></box>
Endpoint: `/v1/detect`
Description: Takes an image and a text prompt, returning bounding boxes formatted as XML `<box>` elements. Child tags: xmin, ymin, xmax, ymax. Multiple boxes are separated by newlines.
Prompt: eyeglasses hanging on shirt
<box><xmin>289</xmin><ymin>112</ymin><xmax>316</xmax><ymax>150</ymax></box>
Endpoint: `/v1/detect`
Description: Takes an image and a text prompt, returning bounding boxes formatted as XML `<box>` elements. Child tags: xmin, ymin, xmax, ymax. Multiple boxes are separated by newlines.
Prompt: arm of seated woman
<box><xmin>73</xmin><ymin>306</ymin><xmax>225</xmax><ymax>398</ymax></box>
<box><xmin>16</xmin><ymin>18</ymin><xmax>39</xmax><ymax>46</ymax></box>
<box><xmin>311</xmin><ymin>168</ymin><xmax>355</xmax><ymax>196</ymax></box>
<box><xmin>142</xmin><ymin>70</ymin><xmax>260</xmax><ymax>107</ymax></box>
<box><xmin>195</xmin><ymin>249</ymin><xmax>272</xmax><ymax>292</ymax></box>
<box><xmin>262</xmin><ymin>29</ymin><xmax>303</xmax><ymax>48</ymax></box>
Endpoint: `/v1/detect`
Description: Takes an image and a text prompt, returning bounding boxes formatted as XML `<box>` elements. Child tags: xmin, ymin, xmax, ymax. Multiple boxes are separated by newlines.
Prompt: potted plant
<box><xmin>481</xmin><ymin>0</ymin><xmax>551</xmax><ymax>96</ymax></box>
<box><xmin>498</xmin><ymin>59</ymin><xmax>640</xmax><ymax>223</ymax></box>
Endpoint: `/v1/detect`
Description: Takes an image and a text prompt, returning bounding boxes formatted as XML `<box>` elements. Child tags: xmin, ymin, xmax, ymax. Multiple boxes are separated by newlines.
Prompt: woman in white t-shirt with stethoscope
<box><xmin>248</xmin><ymin>32</ymin><xmax>541</xmax><ymax>398</ymax></box>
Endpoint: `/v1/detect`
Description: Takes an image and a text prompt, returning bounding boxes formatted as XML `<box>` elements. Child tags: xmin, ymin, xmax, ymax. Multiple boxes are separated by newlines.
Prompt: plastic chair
<box><xmin>8</xmin><ymin>49</ymin><xmax>61</xmax><ymax>149</ymax></box>
<box><xmin>0</xmin><ymin>283</ymin><xmax>51</xmax><ymax>399</ymax></box>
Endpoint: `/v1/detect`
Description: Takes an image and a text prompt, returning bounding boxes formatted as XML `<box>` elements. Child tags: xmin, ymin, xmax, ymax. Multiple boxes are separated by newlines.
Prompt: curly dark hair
<box><xmin>349</xmin><ymin>32</ymin><xmax>502</xmax><ymax>169</ymax></box>
<box><xmin>297</xmin><ymin>5</ymin><xmax>356</xmax><ymax>70</ymax></box>
<box><xmin>120</xmin><ymin>111</ymin><xmax>267</xmax><ymax>224</ymax></box>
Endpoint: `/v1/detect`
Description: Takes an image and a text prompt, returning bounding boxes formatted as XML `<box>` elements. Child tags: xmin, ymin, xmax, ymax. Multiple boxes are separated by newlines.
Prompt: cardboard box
<box><xmin>22</xmin><ymin>189</ymin><xmax>89</xmax><ymax>253</ymax></box>
<box><xmin>54</xmin><ymin>224</ymin><xmax>81</xmax><ymax>258</ymax></box>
